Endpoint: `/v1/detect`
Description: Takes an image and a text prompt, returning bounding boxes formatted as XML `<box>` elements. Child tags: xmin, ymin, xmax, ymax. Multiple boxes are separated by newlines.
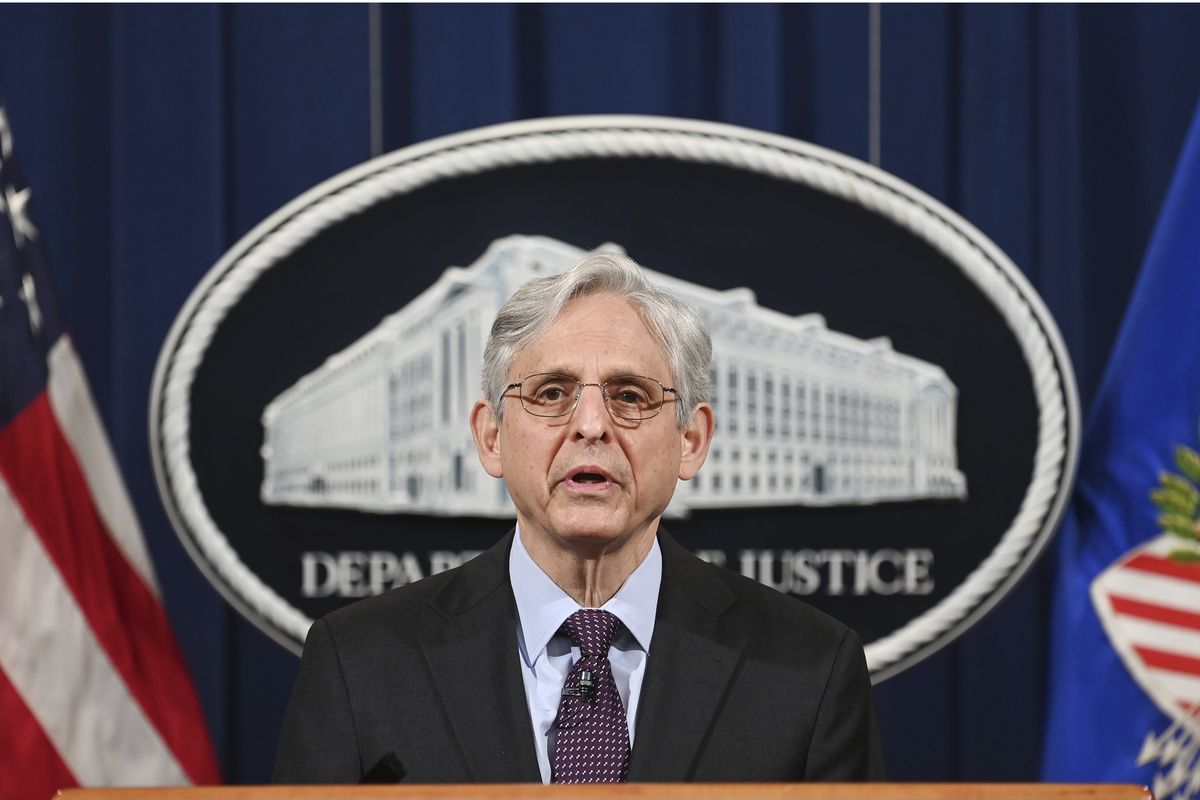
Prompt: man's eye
<box><xmin>612</xmin><ymin>386</ymin><xmax>650</xmax><ymax>405</ymax></box>
<box><xmin>535</xmin><ymin>385</ymin><xmax>569</xmax><ymax>402</ymax></box>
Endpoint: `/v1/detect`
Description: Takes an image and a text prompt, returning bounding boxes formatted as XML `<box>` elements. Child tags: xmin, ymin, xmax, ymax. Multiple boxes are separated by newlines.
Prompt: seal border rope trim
<box><xmin>149</xmin><ymin>115</ymin><xmax>1081</xmax><ymax>675</ymax></box>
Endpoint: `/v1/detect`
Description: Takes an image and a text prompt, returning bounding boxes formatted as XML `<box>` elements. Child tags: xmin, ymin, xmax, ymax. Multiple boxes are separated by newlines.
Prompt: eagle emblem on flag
<box><xmin>1092</xmin><ymin>433</ymin><xmax>1200</xmax><ymax>800</ymax></box>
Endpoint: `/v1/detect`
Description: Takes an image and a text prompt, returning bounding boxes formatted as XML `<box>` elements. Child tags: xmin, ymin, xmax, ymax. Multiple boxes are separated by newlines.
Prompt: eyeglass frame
<box><xmin>504</xmin><ymin>372</ymin><xmax>680</xmax><ymax>421</ymax></box>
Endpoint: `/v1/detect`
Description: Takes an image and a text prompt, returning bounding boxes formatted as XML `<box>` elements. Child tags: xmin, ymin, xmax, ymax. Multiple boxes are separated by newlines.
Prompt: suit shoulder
<box><xmin>669</xmin><ymin>549</ymin><xmax>859</xmax><ymax>661</ymax></box>
<box><xmin>314</xmin><ymin>533</ymin><xmax>513</xmax><ymax>645</ymax></box>
<box><xmin>321</xmin><ymin>565</ymin><xmax>454</xmax><ymax>628</ymax></box>
<box><xmin>716</xmin><ymin>559</ymin><xmax>850</xmax><ymax>633</ymax></box>
<box><xmin>661</xmin><ymin>531</ymin><xmax>851</xmax><ymax>639</ymax></box>
<box><xmin>303</xmin><ymin>569</ymin><xmax>447</xmax><ymax>659</ymax></box>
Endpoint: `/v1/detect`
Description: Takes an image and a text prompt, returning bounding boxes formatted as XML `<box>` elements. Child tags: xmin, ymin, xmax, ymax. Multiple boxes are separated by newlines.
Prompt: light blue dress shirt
<box><xmin>509</xmin><ymin>526</ymin><xmax>662</xmax><ymax>784</ymax></box>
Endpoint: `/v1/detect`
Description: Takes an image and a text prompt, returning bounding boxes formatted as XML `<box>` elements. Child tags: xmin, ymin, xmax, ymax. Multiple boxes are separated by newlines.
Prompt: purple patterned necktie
<box><xmin>551</xmin><ymin>609</ymin><xmax>630</xmax><ymax>783</ymax></box>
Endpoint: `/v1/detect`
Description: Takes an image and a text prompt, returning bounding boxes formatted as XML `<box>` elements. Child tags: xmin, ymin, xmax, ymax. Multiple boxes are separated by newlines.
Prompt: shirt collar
<box><xmin>510</xmin><ymin>524</ymin><xmax>662</xmax><ymax>668</ymax></box>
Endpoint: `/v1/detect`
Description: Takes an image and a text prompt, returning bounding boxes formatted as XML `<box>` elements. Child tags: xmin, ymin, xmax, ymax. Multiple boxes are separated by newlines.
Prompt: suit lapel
<box><xmin>627</xmin><ymin>530</ymin><xmax>748</xmax><ymax>780</ymax></box>
<box><xmin>419</xmin><ymin>533</ymin><xmax>541</xmax><ymax>782</ymax></box>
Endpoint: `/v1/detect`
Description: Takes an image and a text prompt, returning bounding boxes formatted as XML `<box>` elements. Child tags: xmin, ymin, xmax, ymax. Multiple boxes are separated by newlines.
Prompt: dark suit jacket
<box><xmin>273</xmin><ymin>529</ymin><xmax>885</xmax><ymax>782</ymax></box>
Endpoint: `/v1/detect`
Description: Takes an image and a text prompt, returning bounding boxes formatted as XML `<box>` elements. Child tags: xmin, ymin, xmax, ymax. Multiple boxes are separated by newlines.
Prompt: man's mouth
<box><xmin>563</xmin><ymin>466</ymin><xmax>616</xmax><ymax>487</ymax></box>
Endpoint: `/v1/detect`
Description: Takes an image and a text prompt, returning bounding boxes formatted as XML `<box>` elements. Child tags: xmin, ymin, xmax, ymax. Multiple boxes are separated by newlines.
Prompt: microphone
<box><xmin>561</xmin><ymin>669</ymin><xmax>596</xmax><ymax>700</ymax></box>
<box><xmin>361</xmin><ymin>753</ymin><xmax>407</xmax><ymax>783</ymax></box>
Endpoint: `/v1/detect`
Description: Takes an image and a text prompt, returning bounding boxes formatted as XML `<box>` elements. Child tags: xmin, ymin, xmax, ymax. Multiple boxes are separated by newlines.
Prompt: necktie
<box><xmin>551</xmin><ymin>609</ymin><xmax>630</xmax><ymax>783</ymax></box>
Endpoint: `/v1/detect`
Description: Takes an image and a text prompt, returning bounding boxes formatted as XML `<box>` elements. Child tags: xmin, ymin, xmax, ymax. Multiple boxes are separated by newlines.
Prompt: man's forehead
<box><xmin>510</xmin><ymin>294</ymin><xmax>671</xmax><ymax>378</ymax></box>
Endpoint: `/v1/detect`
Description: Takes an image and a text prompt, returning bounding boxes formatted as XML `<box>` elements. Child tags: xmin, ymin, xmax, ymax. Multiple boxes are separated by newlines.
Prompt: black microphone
<box><xmin>361</xmin><ymin>753</ymin><xmax>407</xmax><ymax>783</ymax></box>
<box><xmin>561</xmin><ymin>669</ymin><xmax>596</xmax><ymax>700</ymax></box>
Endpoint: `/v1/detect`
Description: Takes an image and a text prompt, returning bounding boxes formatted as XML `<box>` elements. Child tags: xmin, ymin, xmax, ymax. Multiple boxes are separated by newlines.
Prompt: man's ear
<box><xmin>678</xmin><ymin>402</ymin><xmax>715</xmax><ymax>481</ymax></box>
<box><xmin>470</xmin><ymin>400</ymin><xmax>504</xmax><ymax>478</ymax></box>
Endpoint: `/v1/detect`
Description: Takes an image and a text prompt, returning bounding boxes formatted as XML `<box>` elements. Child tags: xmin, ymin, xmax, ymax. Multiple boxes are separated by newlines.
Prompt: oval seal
<box><xmin>150</xmin><ymin>115</ymin><xmax>1080</xmax><ymax>681</ymax></box>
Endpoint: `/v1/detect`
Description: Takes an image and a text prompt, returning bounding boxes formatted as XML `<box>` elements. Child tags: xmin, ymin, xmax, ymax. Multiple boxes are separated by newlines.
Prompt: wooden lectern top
<box><xmin>54</xmin><ymin>784</ymin><xmax>1153</xmax><ymax>800</ymax></box>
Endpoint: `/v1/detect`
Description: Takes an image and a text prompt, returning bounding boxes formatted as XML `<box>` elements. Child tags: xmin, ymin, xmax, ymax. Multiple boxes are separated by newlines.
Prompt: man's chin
<box><xmin>547</xmin><ymin>514</ymin><xmax>660</xmax><ymax>554</ymax></box>
<box><xmin>554</xmin><ymin>523</ymin><xmax>626</xmax><ymax>547</ymax></box>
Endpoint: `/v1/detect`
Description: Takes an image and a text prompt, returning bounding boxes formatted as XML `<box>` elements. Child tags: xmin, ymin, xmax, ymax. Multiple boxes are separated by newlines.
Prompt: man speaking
<box><xmin>273</xmin><ymin>252</ymin><xmax>885</xmax><ymax>783</ymax></box>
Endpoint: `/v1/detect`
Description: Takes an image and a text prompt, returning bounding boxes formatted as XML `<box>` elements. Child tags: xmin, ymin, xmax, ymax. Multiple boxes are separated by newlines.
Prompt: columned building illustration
<box><xmin>261</xmin><ymin>235</ymin><xmax>966</xmax><ymax>517</ymax></box>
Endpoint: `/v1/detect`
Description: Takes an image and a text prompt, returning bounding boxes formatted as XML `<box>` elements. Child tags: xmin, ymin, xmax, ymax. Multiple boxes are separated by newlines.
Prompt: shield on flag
<box><xmin>1092</xmin><ymin>533</ymin><xmax>1200</xmax><ymax>734</ymax></box>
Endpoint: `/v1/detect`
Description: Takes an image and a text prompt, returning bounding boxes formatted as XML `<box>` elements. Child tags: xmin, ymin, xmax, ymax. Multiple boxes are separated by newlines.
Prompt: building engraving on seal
<box><xmin>260</xmin><ymin>235</ymin><xmax>966</xmax><ymax>517</ymax></box>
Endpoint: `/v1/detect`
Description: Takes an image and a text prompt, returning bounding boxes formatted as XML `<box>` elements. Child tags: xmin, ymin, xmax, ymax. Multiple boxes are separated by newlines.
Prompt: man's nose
<box><xmin>571</xmin><ymin>383</ymin><xmax>611</xmax><ymax>441</ymax></box>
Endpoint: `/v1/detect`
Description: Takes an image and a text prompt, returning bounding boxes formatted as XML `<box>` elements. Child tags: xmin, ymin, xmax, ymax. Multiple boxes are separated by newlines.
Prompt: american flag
<box><xmin>0</xmin><ymin>104</ymin><xmax>219</xmax><ymax>798</ymax></box>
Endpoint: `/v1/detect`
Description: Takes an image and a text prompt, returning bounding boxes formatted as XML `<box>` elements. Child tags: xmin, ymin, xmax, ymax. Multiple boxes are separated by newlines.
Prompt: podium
<box><xmin>54</xmin><ymin>785</ymin><xmax>1153</xmax><ymax>800</ymax></box>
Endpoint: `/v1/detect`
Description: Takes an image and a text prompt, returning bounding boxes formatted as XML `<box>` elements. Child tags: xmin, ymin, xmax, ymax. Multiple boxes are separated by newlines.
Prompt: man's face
<box><xmin>471</xmin><ymin>293</ymin><xmax>712</xmax><ymax>558</ymax></box>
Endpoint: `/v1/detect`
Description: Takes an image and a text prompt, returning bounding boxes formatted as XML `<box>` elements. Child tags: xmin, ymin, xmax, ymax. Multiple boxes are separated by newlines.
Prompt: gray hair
<box><xmin>482</xmin><ymin>251</ymin><xmax>712</xmax><ymax>428</ymax></box>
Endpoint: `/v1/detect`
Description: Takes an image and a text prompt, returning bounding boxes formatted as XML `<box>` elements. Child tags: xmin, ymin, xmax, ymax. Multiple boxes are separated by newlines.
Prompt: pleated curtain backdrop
<box><xmin>2</xmin><ymin>3</ymin><xmax>1199</xmax><ymax>782</ymax></box>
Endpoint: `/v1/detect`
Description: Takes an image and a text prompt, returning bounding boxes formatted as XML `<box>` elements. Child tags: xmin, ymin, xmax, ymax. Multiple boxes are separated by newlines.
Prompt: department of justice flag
<box><xmin>1042</xmin><ymin>98</ymin><xmax>1200</xmax><ymax>796</ymax></box>
<box><xmin>0</xmin><ymin>104</ymin><xmax>220</xmax><ymax>798</ymax></box>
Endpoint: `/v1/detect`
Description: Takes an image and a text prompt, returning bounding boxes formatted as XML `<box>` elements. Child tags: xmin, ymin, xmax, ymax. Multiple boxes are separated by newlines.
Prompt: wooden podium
<box><xmin>54</xmin><ymin>784</ymin><xmax>1153</xmax><ymax>800</ymax></box>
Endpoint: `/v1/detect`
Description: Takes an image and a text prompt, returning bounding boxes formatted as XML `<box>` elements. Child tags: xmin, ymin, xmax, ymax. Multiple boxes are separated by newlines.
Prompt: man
<box><xmin>274</xmin><ymin>252</ymin><xmax>885</xmax><ymax>783</ymax></box>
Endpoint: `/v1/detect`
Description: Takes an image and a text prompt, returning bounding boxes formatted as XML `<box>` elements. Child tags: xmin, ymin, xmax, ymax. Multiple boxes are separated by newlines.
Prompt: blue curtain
<box><xmin>2</xmin><ymin>3</ymin><xmax>1199</xmax><ymax>782</ymax></box>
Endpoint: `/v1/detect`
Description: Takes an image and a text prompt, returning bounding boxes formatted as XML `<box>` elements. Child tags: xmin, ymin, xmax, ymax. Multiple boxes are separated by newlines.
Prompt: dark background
<box><xmin>184</xmin><ymin>154</ymin><xmax>1040</xmax><ymax>653</ymax></box>
<box><xmin>2</xmin><ymin>3</ymin><xmax>1199</xmax><ymax>783</ymax></box>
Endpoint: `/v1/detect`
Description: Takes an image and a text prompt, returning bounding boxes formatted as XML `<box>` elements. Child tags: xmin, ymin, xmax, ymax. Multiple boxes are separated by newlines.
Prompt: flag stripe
<box><xmin>1093</xmin><ymin>576</ymin><xmax>1200</xmax><ymax>720</ymax></box>
<box><xmin>0</xmin><ymin>470</ymin><xmax>186</xmax><ymax>786</ymax></box>
<box><xmin>46</xmin><ymin>337</ymin><xmax>159</xmax><ymax>593</ymax></box>
<box><xmin>1101</xmin><ymin>565</ymin><xmax>1200</xmax><ymax>611</ymax></box>
<box><xmin>0</xmin><ymin>666</ymin><xmax>77</xmax><ymax>800</ymax></box>
<box><xmin>0</xmin><ymin>392</ymin><xmax>219</xmax><ymax>784</ymax></box>
<box><xmin>1133</xmin><ymin>646</ymin><xmax>1200</xmax><ymax>677</ymax></box>
<box><xmin>1152</xmin><ymin>672</ymin><xmax>1200</xmax><ymax>708</ymax></box>
<box><xmin>1099</xmin><ymin>610</ymin><xmax>1200</xmax><ymax>657</ymax></box>
<box><xmin>1112</xmin><ymin>655</ymin><xmax>1200</xmax><ymax>709</ymax></box>
<box><xmin>1110</xmin><ymin>594</ymin><xmax>1200</xmax><ymax>631</ymax></box>
<box><xmin>1101</xmin><ymin>611</ymin><xmax>1200</xmax><ymax>704</ymax></box>
<box><xmin>1126</xmin><ymin>553</ymin><xmax>1200</xmax><ymax>584</ymax></box>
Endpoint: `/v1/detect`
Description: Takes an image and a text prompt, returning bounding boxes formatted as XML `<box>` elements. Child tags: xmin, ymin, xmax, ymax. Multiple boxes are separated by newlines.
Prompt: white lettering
<box><xmin>791</xmin><ymin>550</ymin><xmax>822</xmax><ymax>595</ymax></box>
<box><xmin>301</xmin><ymin>548</ymin><xmax>934</xmax><ymax>600</ymax></box>
<box><xmin>298</xmin><ymin>550</ymin><xmax>476</xmax><ymax>598</ymax></box>
<box><xmin>905</xmin><ymin>549</ymin><xmax>935</xmax><ymax>594</ymax></box>
<box><xmin>337</xmin><ymin>551</ymin><xmax>370</xmax><ymax>597</ymax></box>
<box><xmin>301</xmin><ymin>551</ymin><xmax>338</xmax><ymax>598</ymax></box>
<box><xmin>399</xmin><ymin>552</ymin><xmax>424</xmax><ymax>585</ymax></box>
<box><xmin>824</xmin><ymin>550</ymin><xmax>855</xmax><ymax>595</ymax></box>
<box><xmin>733</xmin><ymin>548</ymin><xmax>936</xmax><ymax>597</ymax></box>
<box><xmin>867</xmin><ymin>549</ymin><xmax>904</xmax><ymax>595</ymax></box>
<box><xmin>739</xmin><ymin>549</ymin><xmax>757</xmax><ymax>580</ymax></box>
<box><xmin>368</xmin><ymin>551</ymin><xmax>400</xmax><ymax>595</ymax></box>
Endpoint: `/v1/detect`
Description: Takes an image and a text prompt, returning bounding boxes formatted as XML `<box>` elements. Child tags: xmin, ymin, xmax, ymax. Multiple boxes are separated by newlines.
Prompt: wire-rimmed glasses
<box><xmin>505</xmin><ymin>373</ymin><xmax>678</xmax><ymax>421</ymax></box>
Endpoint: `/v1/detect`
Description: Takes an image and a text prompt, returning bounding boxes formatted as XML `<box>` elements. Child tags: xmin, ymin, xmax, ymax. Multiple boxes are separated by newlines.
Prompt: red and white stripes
<box><xmin>1093</xmin><ymin>534</ymin><xmax>1200</xmax><ymax>724</ymax></box>
<box><xmin>0</xmin><ymin>337</ymin><xmax>219</xmax><ymax>799</ymax></box>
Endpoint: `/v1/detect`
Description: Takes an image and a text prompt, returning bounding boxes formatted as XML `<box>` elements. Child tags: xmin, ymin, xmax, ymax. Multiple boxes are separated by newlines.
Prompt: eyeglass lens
<box><xmin>519</xmin><ymin>374</ymin><xmax>664</xmax><ymax>419</ymax></box>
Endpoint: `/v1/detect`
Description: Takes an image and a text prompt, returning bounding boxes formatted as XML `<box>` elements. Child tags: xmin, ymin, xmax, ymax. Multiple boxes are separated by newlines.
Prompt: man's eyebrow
<box><xmin>526</xmin><ymin>366</ymin><xmax>651</xmax><ymax>379</ymax></box>
<box><xmin>516</xmin><ymin>367</ymin><xmax>576</xmax><ymax>381</ymax></box>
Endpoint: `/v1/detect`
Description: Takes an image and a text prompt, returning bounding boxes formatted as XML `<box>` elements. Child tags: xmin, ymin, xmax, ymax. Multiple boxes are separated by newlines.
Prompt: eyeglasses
<box><xmin>505</xmin><ymin>373</ymin><xmax>678</xmax><ymax>421</ymax></box>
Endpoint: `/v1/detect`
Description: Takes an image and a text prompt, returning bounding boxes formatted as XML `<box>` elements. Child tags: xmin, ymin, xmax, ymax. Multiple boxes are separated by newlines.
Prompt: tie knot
<box><xmin>561</xmin><ymin>609</ymin><xmax>621</xmax><ymax>658</ymax></box>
